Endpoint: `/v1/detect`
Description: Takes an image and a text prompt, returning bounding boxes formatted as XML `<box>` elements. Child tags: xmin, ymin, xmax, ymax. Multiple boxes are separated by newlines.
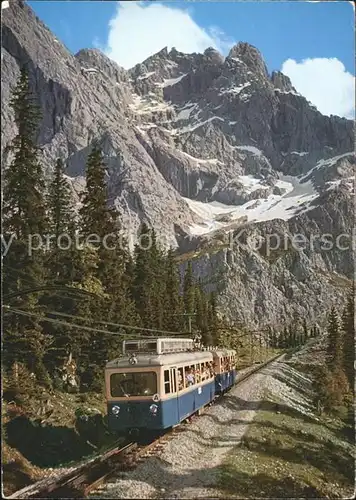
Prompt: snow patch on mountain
<box><xmin>179</xmin><ymin>151</ymin><xmax>223</xmax><ymax>165</ymax></box>
<box><xmin>326</xmin><ymin>177</ymin><xmax>355</xmax><ymax>192</ymax></box>
<box><xmin>137</xmin><ymin>71</ymin><xmax>156</xmax><ymax>81</ymax></box>
<box><xmin>237</xmin><ymin>175</ymin><xmax>269</xmax><ymax>193</ymax></box>
<box><xmin>81</xmin><ymin>67</ymin><xmax>99</xmax><ymax>74</ymax></box>
<box><xmin>161</xmin><ymin>73</ymin><xmax>187</xmax><ymax>87</ymax></box>
<box><xmin>299</xmin><ymin>152</ymin><xmax>354</xmax><ymax>182</ymax></box>
<box><xmin>175</xmin><ymin>102</ymin><xmax>197</xmax><ymax>121</ymax></box>
<box><xmin>274</xmin><ymin>88</ymin><xmax>301</xmax><ymax>97</ymax></box>
<box><xmin>172</xmin><ymin>116</ymin><xmax>225</xmax><ymax>135</ymax></box>
<box><xmin>235</xmin><ymin>145</ymin><xmax>263</xmax><ymax>156</ymax></box>
<box><xmin>184</xmin><ymin>174</ymin><xmax>319</xmax><ymax>236</ymax></box>
<box><xmin>220</xmin><ymin>82</ymin><xmax>251</xmax><ymax>96</ymax></box>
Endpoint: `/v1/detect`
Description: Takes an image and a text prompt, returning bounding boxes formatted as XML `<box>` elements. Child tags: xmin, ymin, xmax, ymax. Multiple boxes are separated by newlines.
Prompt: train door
<box><xmin>170</xmin><ymin>367</ymin><xmax>179</xmax><ymax>425</ymax></box>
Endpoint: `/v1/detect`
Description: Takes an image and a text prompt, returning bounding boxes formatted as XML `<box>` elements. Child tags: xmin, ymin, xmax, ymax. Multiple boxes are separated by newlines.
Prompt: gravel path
<box><xmin>90</xmin><ymin>360</ymin><xmax>282</xmax><ymax>499</ymax></box>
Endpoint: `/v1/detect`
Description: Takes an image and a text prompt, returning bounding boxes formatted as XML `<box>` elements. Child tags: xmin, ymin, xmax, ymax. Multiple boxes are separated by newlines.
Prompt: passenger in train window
<box><xmin>194</xmin><ymin>365</ymin><xmax>201</xmax><ymax>383</ymax></box>
<box><xmin>178</xmin><ymin>369</ymin><xmax>184</xmax><ymax>390</ymax></box>
<box><xmin>186</xmin><ymin>368</ymin><xmax>195</xmax><ymax>386</ymax></box>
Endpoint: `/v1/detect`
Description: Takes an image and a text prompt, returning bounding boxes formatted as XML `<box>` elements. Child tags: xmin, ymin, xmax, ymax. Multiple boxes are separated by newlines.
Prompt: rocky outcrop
<box><xmin>271</xmin><ymin>71</ymin><xmax>296</xmax><ymax>93</ymax></box>
<box><xmin>1</xmin><ymin>0</ymin><xmax>354</xmax><ymax>327</ymax></box>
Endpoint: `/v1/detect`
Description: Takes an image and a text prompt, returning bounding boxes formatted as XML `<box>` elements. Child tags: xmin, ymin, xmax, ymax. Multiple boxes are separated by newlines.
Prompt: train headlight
<box><xmin>149</xmin><ymin>404</ymin><xmax>158</xmax><ymax>415</ymax></box>
<box><xmin>112</xmin><ymin>405</ymin><xmax>120</xmax><ymax>416</ymax></box>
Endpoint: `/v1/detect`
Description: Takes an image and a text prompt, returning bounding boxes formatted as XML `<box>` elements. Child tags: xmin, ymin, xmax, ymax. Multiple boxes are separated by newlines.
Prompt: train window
<box><xmin>202</xmin><ymin>362</ymin><xmax>210</xmax><ymax>380</ymax></box>
<box><xmin>194</xmin><ymin>364</ymin><xmax>200</xmax><ymax>383</ymax></box>
<box><xmin>110</xmin><ymin>372</ymin><xmax>157</xmax><ymax>397</ymax></box>
<box><xmin>200</xmin><ymin>363</ymin><xmax>206</xmax><ymax>381</ymax></box>
<box><xmin>164</xmin><ymin>370</ymin><xmax>171</xmax><ymax>394</ymax></box>
<box><xmin>185</xmin><ymin>365</ymin><xmax>195</xmax><ymax>386</ymax></box>
<box><xmin>177</xmin><ymin>367</ymin><xmax>184</xmax><ymax>390</ymax></box>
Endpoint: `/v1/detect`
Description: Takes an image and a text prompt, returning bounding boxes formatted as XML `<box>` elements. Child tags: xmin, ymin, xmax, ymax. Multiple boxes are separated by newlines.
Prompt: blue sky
<box><xmin>29</xmin><ymin>1</ymin><xmax>354</xmax><ymax>73</ymax></box>
<box><xmin>28</xmin><ymin>1</ymin><xmax>354</xmax><ymax>117</ymax></box>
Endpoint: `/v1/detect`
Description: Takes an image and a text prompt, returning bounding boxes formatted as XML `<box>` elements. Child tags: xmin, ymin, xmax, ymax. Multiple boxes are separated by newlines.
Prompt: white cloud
<box><xmin>281</xmin><ymin>57</ymin><xmax>355</xmax><ymax>119</ymax></box>
<box><xmin>103</xmin><ymin>1</ymin><xmax>234</xmax><ymax>69</ymax></box>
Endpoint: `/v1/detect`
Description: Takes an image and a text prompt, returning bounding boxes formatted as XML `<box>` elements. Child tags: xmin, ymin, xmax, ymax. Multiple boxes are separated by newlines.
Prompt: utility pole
<box><xmin>168</xmin><ymin>312</ymin><xmax>197</xmax><ymax>335</ymax></box>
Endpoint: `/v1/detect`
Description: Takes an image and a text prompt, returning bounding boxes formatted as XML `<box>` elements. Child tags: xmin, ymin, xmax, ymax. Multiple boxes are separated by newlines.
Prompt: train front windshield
<box><xmin>110</xmin><ymin>372</ymin><xmax>157</xmax><ymax>397</ymax></box>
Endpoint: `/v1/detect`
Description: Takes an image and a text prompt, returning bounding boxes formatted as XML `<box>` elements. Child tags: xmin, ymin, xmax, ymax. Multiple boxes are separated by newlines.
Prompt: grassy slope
<box><xmin>218</xmin><ymin>367</ymin><xmax>354</xmax><ymax>498</ymax></box>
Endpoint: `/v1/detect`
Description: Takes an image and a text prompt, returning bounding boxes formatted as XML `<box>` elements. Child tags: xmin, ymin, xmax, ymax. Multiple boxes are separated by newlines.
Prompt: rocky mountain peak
<box><xmin>228</xmin><ymin>41</ymin><xmax>268</xmax><ymax>78</ymax></box>
<box><xmin>271</xmin><ymin>71</ymin><xmax>296</xmax><ymax>93</ymax></box>
<box><xmin>203</xmin><ymin>47</ymin><xmax>225</xmax><ymax>65</ymax></box>
<box><xmin>139</xmin><ymin>46</ymin><xmax>169</xmax><ymax>67</ymax></box>
<box><xmin>75</xmin><ymin>48</ymin><xmax>128</xmax><ymax>83</ymax></box>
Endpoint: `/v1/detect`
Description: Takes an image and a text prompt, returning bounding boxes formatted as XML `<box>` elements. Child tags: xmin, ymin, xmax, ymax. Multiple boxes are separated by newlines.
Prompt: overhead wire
<box><xmin>3</xmin><ymin>306</ymin><xmax>192</xmax><ymax>338</ymax></box>
<box><xmin>3</xmin><ymin>267</ymin><xmax>194</xmax><ymax>336</ymax></box>
<box><xmin>3</xmin><ymin>266</ymin><xmax>93</xmax><ymax>303</ymax></box>
<box><xmin>2</xmin><ymin>306</ymin><xmax>169</xmax><ymax>339</ymax></box>
<box><xmin>36</xmin><ymin>309</ymin><xmax>191</xmax><ymax>336</ymax></box>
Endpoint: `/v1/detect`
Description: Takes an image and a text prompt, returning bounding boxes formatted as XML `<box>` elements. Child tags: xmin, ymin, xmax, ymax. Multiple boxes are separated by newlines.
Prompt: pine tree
<box><xmin>69</xmin><ymin>245</ymin><xmax>109</xmax><ymax>391</ymax></box>
<box><xmin>288</xmin><ymin>325</ymin><xmax>294</xmax><ymax>347</ymax></box>
<box><xmin>342</xmin><ymin>289</ymin><xmax>355</xmax><ymax>387</ymax></box>
<box><xmin>78</xmin><ymin>146</ymin><xmax>115</xmax><ymax>382</ymax></box>
<box><xmin>78</xmin><ymin>146</ymin><xmax>139</xmax><ymax>385</ymax></box>
<box><xmin>46</xmin><ymin>158</ymin><xmax>75</xmax><ymax>281</ymax></box>
<box><xmin>3</xmin><ymin>68</ymin><xmax>47</xmax><ymax>239</ymax></box>
<box><xmin>132</xmin><ymin>223</ymin><xmax>152</xmax><ymax>328</ymax></box>
<box><xmin>47</xmin><ymin>159</ymin><xmax>74</xmax><ymax>239</ymax></box>
<box><xmin>183</xmin><ymin>261</ymin><xmax>195</xmax><ymax>316</ymax></box>
<box><xmin>327</xmin><ymin>306</ymin><xmax>342</xmax><ymax>367</ymax></box>
<box><xmin>79</xmin><ymin>146</ymin><xmax>117</xmax><ymax>239</ymax></box>
<box><xmin>279</xmin><ymin>326</ymin><xmax>288</xmax><ymax>348</ymax></box>
<box><xmin>164</xmin><ymin>249</ymin><xmax>184</xmax><ymax>332</ymax></box>
<box><xmin>3</xmin><ymin>68</ymin><xmax>50</xmax><ymax>383</ymax></box>
<box><xmin>302</xmin><ymin>318</ymin><xmax>308</xmax><ymax>343</ymax></box>
<box><xmin>147</xmin><ymin>229</ymin><xmax>166</xmax><ymax>329</ymax></box>
<box><xmin>314</xmin><ymin>364</ymin><xmax>334</xmax><ymax>413</ymax></box>
<box><xmin>207</xmin><ymin>292</ymin><xmax>219</xmax><ymax>345</ymax></box>
<box><xmin>195</xmin><ymin>283</ymin><xmax>212</xmax><ymax>346</ymax></box>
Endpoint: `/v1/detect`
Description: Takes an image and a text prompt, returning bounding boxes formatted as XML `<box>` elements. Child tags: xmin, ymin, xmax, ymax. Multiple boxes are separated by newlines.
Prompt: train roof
<box><xmin>106</xmin><ymin>350</ymin><xmax>214</xmax><ymax>369</ymax></box>
<box><xmin>122</xmin><ymin>337</ymin><xmax>196</xmax><ymax>355</ymax></box>
<box><xmin>213</xmin><ymin>349</ymin><xmax>236</xmax><ymax>357</ymax></box>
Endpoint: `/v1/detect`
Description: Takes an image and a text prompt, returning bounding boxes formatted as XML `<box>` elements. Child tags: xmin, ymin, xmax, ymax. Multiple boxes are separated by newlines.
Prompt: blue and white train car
<box><xmin>213</xmin><ymin>349</ymin><xmax>237</xmax><ymax>393</ymax></box>
<box><xmin>105</xmin><ymin>338</ymin><xmax>236</xmax><ymax>436</ymax></box>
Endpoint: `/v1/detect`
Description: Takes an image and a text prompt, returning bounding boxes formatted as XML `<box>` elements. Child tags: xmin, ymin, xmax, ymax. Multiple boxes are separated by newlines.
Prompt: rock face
<box><xmin>2</xmin><ymin>0</ymin><xmax>354</xmax><ymax>328</ymax></box>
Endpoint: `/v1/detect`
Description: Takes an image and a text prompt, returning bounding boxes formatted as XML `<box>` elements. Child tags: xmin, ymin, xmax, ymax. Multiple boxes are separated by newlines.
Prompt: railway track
<box><xmin>9</xmin><ymin>352</ymin><xmax>283</xmax><ymax>499</ymax></box>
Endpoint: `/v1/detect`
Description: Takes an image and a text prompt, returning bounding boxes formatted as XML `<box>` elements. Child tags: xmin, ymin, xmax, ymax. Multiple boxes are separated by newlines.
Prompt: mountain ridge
<box><xmin>1</xmin><ymin>0</ymin><xmax>354</xmax><ymax>328</ymax></box>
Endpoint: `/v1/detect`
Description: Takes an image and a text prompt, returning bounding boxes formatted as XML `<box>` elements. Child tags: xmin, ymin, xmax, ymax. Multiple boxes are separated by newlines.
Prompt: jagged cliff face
<box><xmin>2</xmin><ymin>1</ymin><xmax>354</xmax><ymax>328</ymax></box>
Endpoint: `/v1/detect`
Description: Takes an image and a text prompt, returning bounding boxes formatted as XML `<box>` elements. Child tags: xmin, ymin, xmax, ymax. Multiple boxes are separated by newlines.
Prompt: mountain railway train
<box><xmin>105</xmin><ymin>338</ymin><xmax>236</xmax><ymax>438</ymax></box>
